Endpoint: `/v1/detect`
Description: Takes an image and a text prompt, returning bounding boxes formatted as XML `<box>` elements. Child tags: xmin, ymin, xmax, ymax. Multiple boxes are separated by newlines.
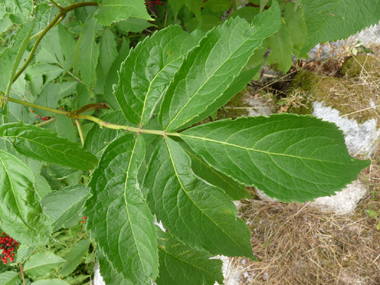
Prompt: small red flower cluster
<box><xmin>0</xmin><ymin>232</ymin><xmax>18</xmax><ymax>265</ymax></box>
<box><xmin>30</xmin><ymin>110</ymin><xmax>50</xmax><ymax>121</ymax></box>
<box><xmin>81</xmin><ymin>216</ymin><xmax>88</xmax><ymax>224</ymax></box>
<box><xmin>148</xmin><ymin>0</ymin><xmax>165</xmax><ymax>8</ymax></box>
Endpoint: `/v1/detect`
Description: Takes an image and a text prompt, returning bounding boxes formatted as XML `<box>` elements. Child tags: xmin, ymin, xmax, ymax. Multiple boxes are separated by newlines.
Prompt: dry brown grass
<box><xmin>229</xmin><ymin>49</ymin><xmax>380</xmax><ymax>285</ymax></box>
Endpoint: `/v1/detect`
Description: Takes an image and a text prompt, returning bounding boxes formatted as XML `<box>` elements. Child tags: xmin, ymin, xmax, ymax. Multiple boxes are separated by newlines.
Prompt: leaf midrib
<box><xmin>165</xmin><ymin>139</ymin><xmax>247</xmax><ymax>253</ymax></box>
<box><xmin>180</xmin><ymin>134</ymin><xmax>347</xmax><ymax>165</ymax></box>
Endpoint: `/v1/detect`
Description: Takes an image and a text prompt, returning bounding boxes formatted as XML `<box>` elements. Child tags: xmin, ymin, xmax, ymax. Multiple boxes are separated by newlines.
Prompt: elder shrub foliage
<box><xmin>0</xmin><ymin>0</ymin><xmax>378</xmax><ymax>284</ymax></box>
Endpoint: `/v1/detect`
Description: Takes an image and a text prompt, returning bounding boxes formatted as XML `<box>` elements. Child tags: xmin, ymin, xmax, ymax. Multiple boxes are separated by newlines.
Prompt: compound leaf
<box><xmin>181</xmin><ymin>114</ymin><xmax>370</xmax><ymax>202</ymax></box>
<box><xmin>41</xmin><ymin>185</ymin><xmax>90</xmax><ymax>231</ymax></box>
<box><xmin>85</xmin><ymin>134</ymin><xmax>158</xmax><ymax>283</ymax></box>
<box><xmin>95</xmin><ymin>0</ymin><xmax>152</xmax><ymax>26</ymax></box>
<box><xmin>115</xmin><ymin>25</ymin><xmax>203</xmax><ymax>126</ymax></box>
<box><xmin>298</xmin><ymin>0</ymin><xmax>380</xmax><ymax>55</ymax></box>
<box><xmin>24</xmin><ymin>252</ymin><xmax>66</xmax><ymax>279</ymax></box>
<box><xmin>159</xmin><ymin>3</ymin><xmax>281</xmax><ymax>131</ymax></box>
<box><xmin>0</xmin><ymin>123</ymin><xmax>98</xmax><ymax>170</ymax></box>
<box><xmin>0</xmin><ymin>150</ymin><xmax>52</xmax><ymax>246</ymax></box>
<box><xmin>156</xmin><ymin>229</ymin><xmax>224</xmax><ymax>285</ymax></box>
<box><xmin>143</xmin><ymin>138</ymin><xmax>254</xmax><ymax>258</ymax></box>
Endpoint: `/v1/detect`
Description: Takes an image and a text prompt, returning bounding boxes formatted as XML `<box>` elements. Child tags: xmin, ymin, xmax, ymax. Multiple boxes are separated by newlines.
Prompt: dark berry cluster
<box><xmin>30</xmin><ymin>110</ymin><xmax>50</xmax><ymax>121</ymax></box>
<box><xmin>0</xmin><ymin>232</ymin><xmax>18</xmax><ymax>265</ymax></box>
<box><xmin>148</xmin><ymin>0</ymin><xmax>165</xmax><ymax>8</ymax></box>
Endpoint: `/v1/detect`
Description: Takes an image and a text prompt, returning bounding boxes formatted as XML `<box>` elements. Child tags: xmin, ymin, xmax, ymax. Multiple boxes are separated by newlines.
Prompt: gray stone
<box><xmin>311</xmin><ymin>180</ymin><xmax>368</xmax><ymax>215</ymax></box>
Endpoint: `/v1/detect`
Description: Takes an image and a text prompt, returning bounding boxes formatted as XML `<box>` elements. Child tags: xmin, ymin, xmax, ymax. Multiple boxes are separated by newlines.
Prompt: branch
<box><xmin>0</xmin><ymin>94</ymin><xmax>179</xmax><ymax>137</ymax></box>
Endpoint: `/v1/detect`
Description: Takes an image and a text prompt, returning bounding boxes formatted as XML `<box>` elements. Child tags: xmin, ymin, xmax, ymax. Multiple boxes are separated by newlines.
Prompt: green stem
<box><xmin>50</xmin><ymin>0</ymin><xmax>65</xmax><ymax>12</ymax></box>
<box><xmin>75</xmin><ymin>119</ymin><xmax>85</xmax><ymax>146</ymax></box>
<box><xmin>35</xmin><ymin>117</ymin><xmax>56</xmax><ymax>127</ymax></box>
<box><xmin>13</xmin><ymin>1</ymin><xmax>99</xmax><ymax>83</ymax></box>
<box><xmin>0</xmin><ymin>94</ymin><xmax>180</xmax><ymax>137</ymax></box>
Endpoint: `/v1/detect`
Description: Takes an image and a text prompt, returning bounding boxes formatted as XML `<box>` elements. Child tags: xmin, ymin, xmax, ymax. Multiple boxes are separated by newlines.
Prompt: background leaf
<box><xmin>60</xmin><ymin>239</ymin><xmax>91</xmax><ymax>276</ymax></box>
<box><xmin>95</xmin><ymin>0</ymin><xmax>152</xmax><ymax>26</ymax></box>
<box><xmin>96</xmin><ymin>250</ymin><xmax>132</xmax><ymax>285</ymax></box>
<box><xmin>4</xmin><ymin>0</ymin><xmax>32</xmax><ymax>24</ymax></box>
<box><xmin>159</xmin><ymin>4</ymin><xmax>281</xmax><ymax>131</ymax></box>
<box><xmin>115</xmin><ymin>25</ymin><xmax>203</xmax><ymax>125</ymax></box>
<box><xmin>0</xmin><ymin>22</ymin><xmax>33</xmax><ymax>96</ymax></box>
<box><xmin>1</xmin><ymin>122</ymin><xmax>98</xmax><ymax>170</ymax></box>
<box><xmin>156</xmin><ymin>229</ymin><xmax>224</xmax><ymax>285</ymax></box>
<box><xmin>181</xmin><ymin>114</ymin><xmax>370</xmax><ymax>202</ymax></box>
<box><xmin>99</xmin><ymin>29</ymin><xmax>117</xmax><ymax>75</ymax></box>
<box><xmin>298</xmin><ymin>0</ymin><xmax>380</xmax><ymax>55</ymax></box>
<box><xmin>85</xmin><ymin>134</ymin><xmax>158</xmax><ymax>283</ymax></box>
<box><xmin>24</xmin><ymin>252</ymin><xmax>66</xmax><ymax>279</ymax></box>
<box><xmin>0</xmin><ymin>150</ymin><xmax>52</xmax><ymax>246</ymax></box>
<box><xmin>78</xmin><ymin>14</ymin><xmax>99</xmax><ymax>87</ymax></box>
<box><xmin>31</xmin><ymin>280</ymin><xmax>70</xmax><ymax>285</ymax></box>
<box><xmin>41</xmin><ymin>185</ymin><xmax>90</xmax><ymax>230</ymax></box>
<box><xmin>143</xmin><ymin>138</ymin><xmax>254</xmax><ymax>258</ymax></box>
<box><xmin>0</xmin><ymin>271</ymin><xmax>20</xmax><ymax>285</ymax></box>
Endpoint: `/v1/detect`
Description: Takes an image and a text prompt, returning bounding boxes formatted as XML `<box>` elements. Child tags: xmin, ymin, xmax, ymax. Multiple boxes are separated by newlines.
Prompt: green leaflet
<box><xmin>0</xmin><ymin>271</ymin><xmax>20</xmax><ymax>285</ymax></box>
<box><xmin>99</xmin><ymin>29</ymin><xmax>118</xmax><ymax>75</ymax></box>
<box><xmin>95</xmin><ymin>0</ymin><xmax>152</xmax><ymax>26</ymax></box>
<box><xmin>24</xmin><ymin>252</ymin><xmax>66</xmax><ymax>279</ymax></box>
<box><xmin>78</xmin><ymin>14</ymin><xmax>99</xmax><ymax>87</ymax></box>
<box><xmin>116</xmin><ymin>17</ymin><xmax>155</xmax><ymax>34</ymax></box>
<box><xmin>115</xmin><ymin>25</ymin><xmax>203</xmax><ymax>125</ymax></box>
<box><xmin>298</xmin><ymin>0</ymin><xmax>380</xmax><ymax>55</ymax></box>
<box><xmin>143</xmin><ymin>138</ymin><xmax>254</xmax><ymax>258</ymax></box>
<box><xmin>0</xmin><ymin>22</ymin><xmax>33</xmax><ymax>96</ymax></box>
<box><xmin>181</xmin><ymin>114</ymin><xmax>370</xmax><ymax>202</ymax></box>
<box><xmin>159</xmin><ymin>3</ymin><xmax>281</xmax><ymax>131</ymax></box>
<box><xmin>266</xmin><ymin>23</ymin><xmax>293</xmax><ymax>73</ymax></box>
<box><xmin>26</xmin><ymin>64</ymin><xmax>63</xmax><ymax>96</ymax></box>
<box><xmin>156</xmin><ymin>229</ymin><xmax>224</xmax><ymax>285</ymax></box>
<box><xmin>183</xmin><ymin>146</ymin><xmax>251</xmax><ymax>200</ymax></box>
<box><xmin>96</xmin><ymin>250</ymin><xmax>132</xmax><ymax>285</ymax></box>
<box><xmin>178</xmin><ymin>65</ymin><xmax>261</xmax><ymax>130</ymax></box>
<box><xmin>58</xmin><ymin>24</ymin><xmax>76</xmax><ymax>73</ymax></box>
<box><xmin>104</xmin><ymin>37</ymin><xmax>130</xmax><ymax>110</ymax></box>
<box><xmin>60</xmin><ymin>239</ymin><xmax>91</xmax><ymax>276</ymax></box>
<box><xmin>4</xmin><ymin>0</ymin><xmax>32</xmax><ymax>24</ymax></box>
<box><xmin>85</xmin><ymin>134</ymin><xmax>158</xmax><ymax>283</ymax></box>
<box><xmin>41</xmin><ymin>186</ymin><xmax>90</xmax><ymax>230</ymax></box>
<box><xmin>0</xmin><ymin>123</ymin><xmax>98</xmax><ymax>170</ymax></box>
<box><xmin>32</xmin><ymin>3</ymin><xmax>51</xmax><ymax>36</ymax></box>
<box><xmin>203</xmin><ymin>0</ymin><xmax>232</xmax><ymax>12</ymax></box>
<box><xmin>31</xmin><ymin>280</ymin><xmax>70</xmax><ymax>285</ymax></box>
<box><xmin>0</xmin><ymin>150</ymin><xmax>52</xmax><ymax>246</ymax></box>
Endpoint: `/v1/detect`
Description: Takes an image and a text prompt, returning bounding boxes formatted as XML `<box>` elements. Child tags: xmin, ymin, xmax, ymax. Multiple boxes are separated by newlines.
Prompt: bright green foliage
<box><xmin>159</xmin><ymin>3</ymin><xmax>281</xmax><ymax>131</ymax></box>
<box><xmin>41</xmin><ymin>186</ymin><xmax>90</xmax><ymax>230</ymax></box>
<box><xmin>0</xmin><ymin>150</ymin><xmax>52</xmax><ymax>246</ymax></box>
<box><xmin>60</xmin><ymin>239</ymin><xmax>91</xmax><ymax>276</ymax></box>
<box><xmin>144</xmin><ymin>138</ymin><xmax>254</xmax><ymax>258</ymax></box>
<box><xmin>156</xmin><ymin>229</ymin><xmax>224</xmax><ymax>285</ymax></box>
<box><xmin>0</xmin><ymin>22</ymin><xmax>33</xmax><ymax>96</ymax></box>
<box><xmin>78</xmin><ymin>14</ymin><xmax>99</xmax><ymax>88</ymax></box>
<box><xmin>24</xmin><ymin>252</ymin><xmax>66</xmax><ymax>279</ymax></box>
<box><xmin>115</xmin><ymin>25</ymin><xmax>203</xmax><ymax>125</ymax></box>
<box><xmin>0</xmin><ymin>123</ymin><xmax>98</xmax><ymax>170</ymax></box>
<box><xmin>181</xmin><ymin>114</ymin><xmax>370</xmax><ymax>202</ymax></box>
<box><xmin>266</xmin><ymin>23</ymin><xmax>293</xmax><ymax>73</ymax></box>
<box><xmin>298</xmin><ymin>0</ymin><xmax>380</xmax><ymax>55</ymax></box>
<box><xmin>4</xmin><ymin>0</ymin><xmax>32</xmax><ymax>24</ymax></box>
<box><xmin>95</xmin><ymin>0</ymin><xmax>152</xmax><ymax>26</ymax></box>
<box><xmin>0</xmin><ymin>271</ymin><xmax>19</xmax><ymax>285</ymax></box>
<box><xmin>85</xmin><ymin>135</ymin><xmax>158</xmax><ymax>283</ymax></box>
<box><xmin>0</xmin><ymin>0</ymin><xmax>377</xmax><ymax>284</ymax></box>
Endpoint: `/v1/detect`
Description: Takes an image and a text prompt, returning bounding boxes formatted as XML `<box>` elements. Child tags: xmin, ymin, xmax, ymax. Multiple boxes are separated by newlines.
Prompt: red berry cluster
<box><xmin>0</xmin><ymin>232</ymin><xmax>18</xmax><ymax>265</ymax></box>
<box><xmin>81</xmin><ymin>216</ymin><xmax>88</xmax><ymax>224</ymax></box>
<box><xmin>148</xmin><ymin>0</ymin><xmax>165</xmax><ymax>8</ymax></box>
<box><xmin>30</xmin><ymin>110</ymin><xmax>50</xmax><ymax>121</ymax></box>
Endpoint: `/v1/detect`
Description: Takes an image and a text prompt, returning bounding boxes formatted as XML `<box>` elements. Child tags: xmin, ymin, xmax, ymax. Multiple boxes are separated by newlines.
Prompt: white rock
<box><xmin>311</xmin><ymin>180</ymin><xmax>368</xmax><ymax>215</ymax></box>
<box><xmin>93</xmin><ymin>263</ymin><xmax>106</xmax><ymax>285</ymax></box>
<box><xmin>214</xmin><ymin>256</ymin><xmax>241</xmax><ymax>285</ymax></box>
<box><xmin>312</xmin><ymin>101</ymin><xmax>379</xmax><ymax>158</ymax></box>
